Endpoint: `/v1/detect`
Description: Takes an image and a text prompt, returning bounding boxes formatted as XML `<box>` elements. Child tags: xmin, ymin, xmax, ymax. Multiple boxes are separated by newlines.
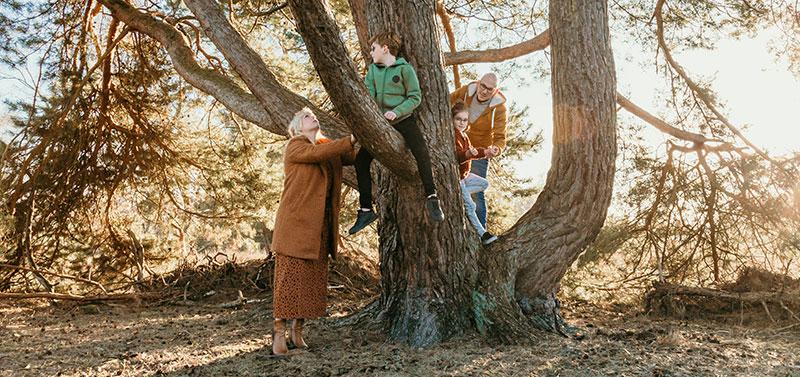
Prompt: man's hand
<box><xmin>350</xmin><ymin>134</ymin><xmax>356</xmax><ymax>144</ymax></box>
<box><xmin>485</xmin><ymin>146</ymin><xmax>500</xmax><ymax>158</ymax></box>
<box><xmin>468</xmin><ymin>147</ymin><xmax>479</xmax><ymax>157</ymax></box>
<box><xmin>384</xmin><ymin>111</ymin><xmax>397</xmax><ymax>121</ymax></box>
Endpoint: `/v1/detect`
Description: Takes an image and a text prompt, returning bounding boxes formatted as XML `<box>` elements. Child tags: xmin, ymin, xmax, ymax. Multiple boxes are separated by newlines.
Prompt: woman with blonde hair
<box><xmin>269</xmin><ymin>107</ymin><xmax>356</xmax><ymax>356</ymax></box>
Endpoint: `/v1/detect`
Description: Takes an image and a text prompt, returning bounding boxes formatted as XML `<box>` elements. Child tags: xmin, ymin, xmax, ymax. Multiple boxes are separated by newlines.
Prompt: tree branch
<box><xmin>616</xmin><ymin>92</ymin><xmax>722</xmax><ymax>144</ymax></box>
<box><xmin>443</xmin><ymin>29</ymin><xmax>550</xmax><ymax>66</ymax></box>
<box><xmin>347</xmin><ymin>0</ymin><xmax>371</xmax><ymax>65</ymax></box>
<box><xmin>286</xmin><ymin>0</ymin><xmax>417</xmax><ymax>178</ymax></box>
<box><xmin>0</xmin><ymin>263</ymin><xmax>108</xmax><ymax>293</ymax></box>
<box><xmin>436</xmin><ymin>1</ymin><xmax>461</xmax><ymax>88</ymax></box>
<box><xmin>654</xmin><ymin>0</ymin><xmax>792</xmax><ymax>178</ymax></box>
<box><xmin>0</xmin><ymin>292</ymin><xmax>156</xmax><ymax>301</ymax></box>
<box><xmin>97</xmin><ymin>0</ymin><xmax>282</xmax><ymax>134</ymax></box>
<box><xmin>182</xmin><ymin>0</ymin><xmax>351</xmax><ymax>138</ymax></box>
<box><xmin>251</xmin><ymin>2</ymin><xmax>288</xmax><ymax>18</ymax></box>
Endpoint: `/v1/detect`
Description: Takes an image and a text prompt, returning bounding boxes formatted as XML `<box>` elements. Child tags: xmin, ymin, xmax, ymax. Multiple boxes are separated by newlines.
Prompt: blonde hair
<box><xmin>288</xmin><ymin>107</ymin><xmax>314</xmax><ymax>138</ymax></box>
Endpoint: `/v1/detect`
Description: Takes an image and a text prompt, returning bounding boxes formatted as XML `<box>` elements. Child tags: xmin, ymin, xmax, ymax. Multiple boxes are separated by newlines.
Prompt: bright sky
<box><xmin>488</xmin><ymin>27</ymin><xmax>800</xmax><ymax>186</ymax></box>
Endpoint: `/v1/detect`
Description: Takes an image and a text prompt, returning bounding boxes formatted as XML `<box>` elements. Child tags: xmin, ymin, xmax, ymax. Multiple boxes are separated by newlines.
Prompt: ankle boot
<box><xmin>272</xmin><ymin>319</ymin><xmax>289</xmax><ymax>355</ymax></box>
<box><xmin>289</xmin><ymin>319</ymin><xmax>308</xmax><ymax>349</ymax></box>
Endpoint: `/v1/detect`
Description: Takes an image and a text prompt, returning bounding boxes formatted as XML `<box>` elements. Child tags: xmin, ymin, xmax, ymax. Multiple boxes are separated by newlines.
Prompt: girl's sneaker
<box><xmin>481</xmin><ymin>232</ymin><xmax>498</xmax><ymax>245</ymax></box>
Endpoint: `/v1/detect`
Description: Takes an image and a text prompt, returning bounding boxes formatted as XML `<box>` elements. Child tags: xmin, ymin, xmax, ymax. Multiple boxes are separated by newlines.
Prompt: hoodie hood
<box><xmin>465</xmin><ymin>80</ymin><xmax>506</xmax><ymax>108</ymax></box>
<box><xmin>377</xmin><ymin>57</ymin><xmax>410</xmax><ymax>68</ymax></box>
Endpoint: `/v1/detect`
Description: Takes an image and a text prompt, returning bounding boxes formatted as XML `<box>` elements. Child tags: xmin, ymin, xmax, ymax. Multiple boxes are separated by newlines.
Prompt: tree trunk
<box><xmin>504</xmin><ymin>0</ymin><xmax>617</xmax><ymax>319</ymax></box>
<box><xmin>289</xmin><ymin>0</ymin><xmax>479</xmax><ymax>346</ymax></box>
<box><xmin>365</xmin><ymin>1</ymin><xmax>487</xmax><ymax>346</ymax></box>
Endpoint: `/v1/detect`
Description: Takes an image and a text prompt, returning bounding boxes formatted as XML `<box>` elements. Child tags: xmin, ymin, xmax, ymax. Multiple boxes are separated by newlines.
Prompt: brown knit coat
<box><xmin>271</xmin><ymin>135</ymin><xmax>355</xmax><ymax>260</ymax></box>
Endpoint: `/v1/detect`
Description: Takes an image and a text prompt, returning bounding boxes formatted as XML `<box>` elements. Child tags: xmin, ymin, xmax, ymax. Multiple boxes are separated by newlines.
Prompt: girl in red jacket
<box><xmin>452</xmin><ymin>102</ymin><xmax>497</xmax><ymax>245</ymax></box>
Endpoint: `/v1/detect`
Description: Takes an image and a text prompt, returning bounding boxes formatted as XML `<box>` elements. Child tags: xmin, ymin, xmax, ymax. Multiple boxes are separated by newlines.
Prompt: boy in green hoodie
<box><xmin>348</xmin><ymin>30</ymin><xmax>444</xmax><ymax>235</ymax></box>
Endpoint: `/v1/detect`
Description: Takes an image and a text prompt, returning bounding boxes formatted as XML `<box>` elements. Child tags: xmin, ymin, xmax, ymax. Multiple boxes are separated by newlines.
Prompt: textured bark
<box><xmin>287</xmin><ymin>0</ymin><xmax>417</xmax><ymax>179</ymax></box>
<box><xmin>436</xmin><ymin>1</ymin><xmax>461</xmax><ymax>88</ymax></box>
<box><xmin>359</xmin><ymin>0</ymin><xmax>480</xmax><ymax>346</ymax></box>
<box><xmin>505</xmin><ymin>0</ymin><xmax>617</xmax><ymax>304</ymax></box>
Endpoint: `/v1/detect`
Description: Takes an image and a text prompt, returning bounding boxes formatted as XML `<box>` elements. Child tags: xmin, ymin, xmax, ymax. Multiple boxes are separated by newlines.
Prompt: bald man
<box><xmin>450</xmin><ymin>73</ymin><xmax>507</xmax><ymax>229</ymax></box>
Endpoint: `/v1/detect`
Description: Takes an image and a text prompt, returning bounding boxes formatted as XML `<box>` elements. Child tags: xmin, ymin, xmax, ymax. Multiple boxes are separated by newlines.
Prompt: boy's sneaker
<box><xmin>481</xmin><ymin>232</ymin><xmax>498</xmax><ymax>245</ymax></box>
<box><xmin>348</xmin><ymin>210</ymin><xmax>378</xmax><ymax>235</ymax></box>
<box><xmin>426</xmin><ymin>195</ymin><xmax>445</xmax><ymax>222</ymax></box>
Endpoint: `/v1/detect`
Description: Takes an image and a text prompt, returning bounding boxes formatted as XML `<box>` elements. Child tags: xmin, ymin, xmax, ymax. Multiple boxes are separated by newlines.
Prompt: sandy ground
<box><xmin>1</xmin><ymin>292</ymin><xmax>798</xmax><ymax>377</ymax></box>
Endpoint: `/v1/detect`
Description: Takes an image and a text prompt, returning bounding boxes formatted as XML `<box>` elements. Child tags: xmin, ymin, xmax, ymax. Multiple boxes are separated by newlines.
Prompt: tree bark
<box><xmin>287</xmin><ymin>0</ymin><xmax>417</xmax><ymax>179</ymax></box>
<box><xmin>505</xmin><ymin>0</ymin><xmax>617</xmax><ymax>307</ymax></box>
<box><xmin>289</xmin><ymin>0</ymin><xmax>479</xmax><ymax>346</ymax></box>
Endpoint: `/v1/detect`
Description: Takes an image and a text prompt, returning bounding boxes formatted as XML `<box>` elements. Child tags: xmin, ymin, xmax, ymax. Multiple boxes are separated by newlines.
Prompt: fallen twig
<box><xmin>0</xmin><ymin>263</ymin><xmax>108</xmax><ymax>293</ymax></box>
<box><xmin>0</xmin><ymin>292</ymin><xmax>156</xmax><ymax>302</ymax></box>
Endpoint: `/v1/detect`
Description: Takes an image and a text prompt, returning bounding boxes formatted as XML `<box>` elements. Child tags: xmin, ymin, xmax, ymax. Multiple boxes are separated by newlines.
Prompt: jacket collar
<box><xmin>465</xmin><ymin>81</ymin><xmax>506</xmax><ymax>108</ymax></box>
<box><xmin>375</xmin><ymin>57</ymin><xmax>407</xmax><ymax>68</ymax></box>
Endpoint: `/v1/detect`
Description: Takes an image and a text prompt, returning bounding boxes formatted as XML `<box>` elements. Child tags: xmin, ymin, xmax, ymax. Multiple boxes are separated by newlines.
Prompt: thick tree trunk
<box><xmin>504</xmin><ymin>0</ymin><xmax>617</xmax><ymax>317</ymax></box>
<box><xmin>289</xmin><ymin>0</ymin><xmax>479</xmax><ymax>346</ymax></box>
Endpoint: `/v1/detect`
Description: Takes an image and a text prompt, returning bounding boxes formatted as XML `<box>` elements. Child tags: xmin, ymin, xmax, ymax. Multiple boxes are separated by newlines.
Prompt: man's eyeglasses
<box><xmin>479</xmin><ymin>82</ymin><xmax>496</xmax><ymax>92</ymax></box>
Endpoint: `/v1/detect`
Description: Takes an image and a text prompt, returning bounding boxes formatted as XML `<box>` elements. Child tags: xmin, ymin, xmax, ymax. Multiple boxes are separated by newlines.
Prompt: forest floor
<box><xmin>1</xmin><ymin>259</ymin><xmax>799</xmax><ymax>377</ymax></box>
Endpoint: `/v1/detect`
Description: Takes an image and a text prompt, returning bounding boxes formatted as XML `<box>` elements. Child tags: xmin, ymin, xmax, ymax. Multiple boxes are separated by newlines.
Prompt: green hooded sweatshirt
<box><xmin>364</xmin><ymin>57</ymin><xmax>422</xmax><ymax>124</ymax></box>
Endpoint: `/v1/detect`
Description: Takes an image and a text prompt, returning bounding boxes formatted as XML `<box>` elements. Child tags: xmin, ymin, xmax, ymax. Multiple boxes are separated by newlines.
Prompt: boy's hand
<box><xmin>384</xmin><ymin>111</ymin><xmax>397</xmax><ymax>121</ymax></box>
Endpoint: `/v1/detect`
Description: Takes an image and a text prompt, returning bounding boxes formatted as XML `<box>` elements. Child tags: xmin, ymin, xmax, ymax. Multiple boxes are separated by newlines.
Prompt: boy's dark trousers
<box><xmin>354</xmin><ymin>114</ymin><xmax>436</xmax><ymax>209</ymax></box>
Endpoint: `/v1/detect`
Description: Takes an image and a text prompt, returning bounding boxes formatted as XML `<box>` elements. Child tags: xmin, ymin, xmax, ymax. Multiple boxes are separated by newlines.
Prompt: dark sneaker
<box><xmin>481</xmin><ymin>232</ymin><xmax>498</xmax><ymax>245</ymax></box>
<box><xmin>348</xmin><ymin>210</ymin><xmax>378</xmax><ymax>235</ymax></box>
<box><xmin>426</xmin><ymin>195</ymin><xmax>445</xmax><ymax>222</ymax></box>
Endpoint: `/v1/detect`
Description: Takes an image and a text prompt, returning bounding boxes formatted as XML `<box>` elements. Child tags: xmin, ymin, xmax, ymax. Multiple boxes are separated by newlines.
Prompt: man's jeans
<box><xmin>469</xmin><ymin>159</ymin><xmax>489</xmax><ymax>228</ymax></box>
<box><xmin>460</xmin><ymin>173</ymin><xmax>489</xmax><ymax>235</ymax></box>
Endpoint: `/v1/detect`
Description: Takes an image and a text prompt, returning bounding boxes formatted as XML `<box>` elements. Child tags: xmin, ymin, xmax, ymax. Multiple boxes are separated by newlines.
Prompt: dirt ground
<box><xmin>1</xmin><ymin>291</ymin><xmax>799</xmax><ymax>377</ymax></box>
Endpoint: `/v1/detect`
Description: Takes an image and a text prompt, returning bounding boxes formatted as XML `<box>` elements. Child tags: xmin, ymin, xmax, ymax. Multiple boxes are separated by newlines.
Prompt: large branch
<box><xmin>286</xmin><ymin>0</ymin><xmax>417</xmax><ymax>178</ymax></box>
<box><xmin>181</xmin><ymin>0</ymin><xmax>349</xmax><ymax>137</ymax></box>
<box><xmin>97</xmin><ymin>0</ymin><xmax>359</xmax><ymax>187</ymax></box>
<box><xmin>97</xmin><ymin>0</ymin><xmax>281</xmax><ymax>134</ymax></box>
<box><xmin>443</xmin><ymin>29</ymin><xmax>551</xmax><ymax>66</ymax></box>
